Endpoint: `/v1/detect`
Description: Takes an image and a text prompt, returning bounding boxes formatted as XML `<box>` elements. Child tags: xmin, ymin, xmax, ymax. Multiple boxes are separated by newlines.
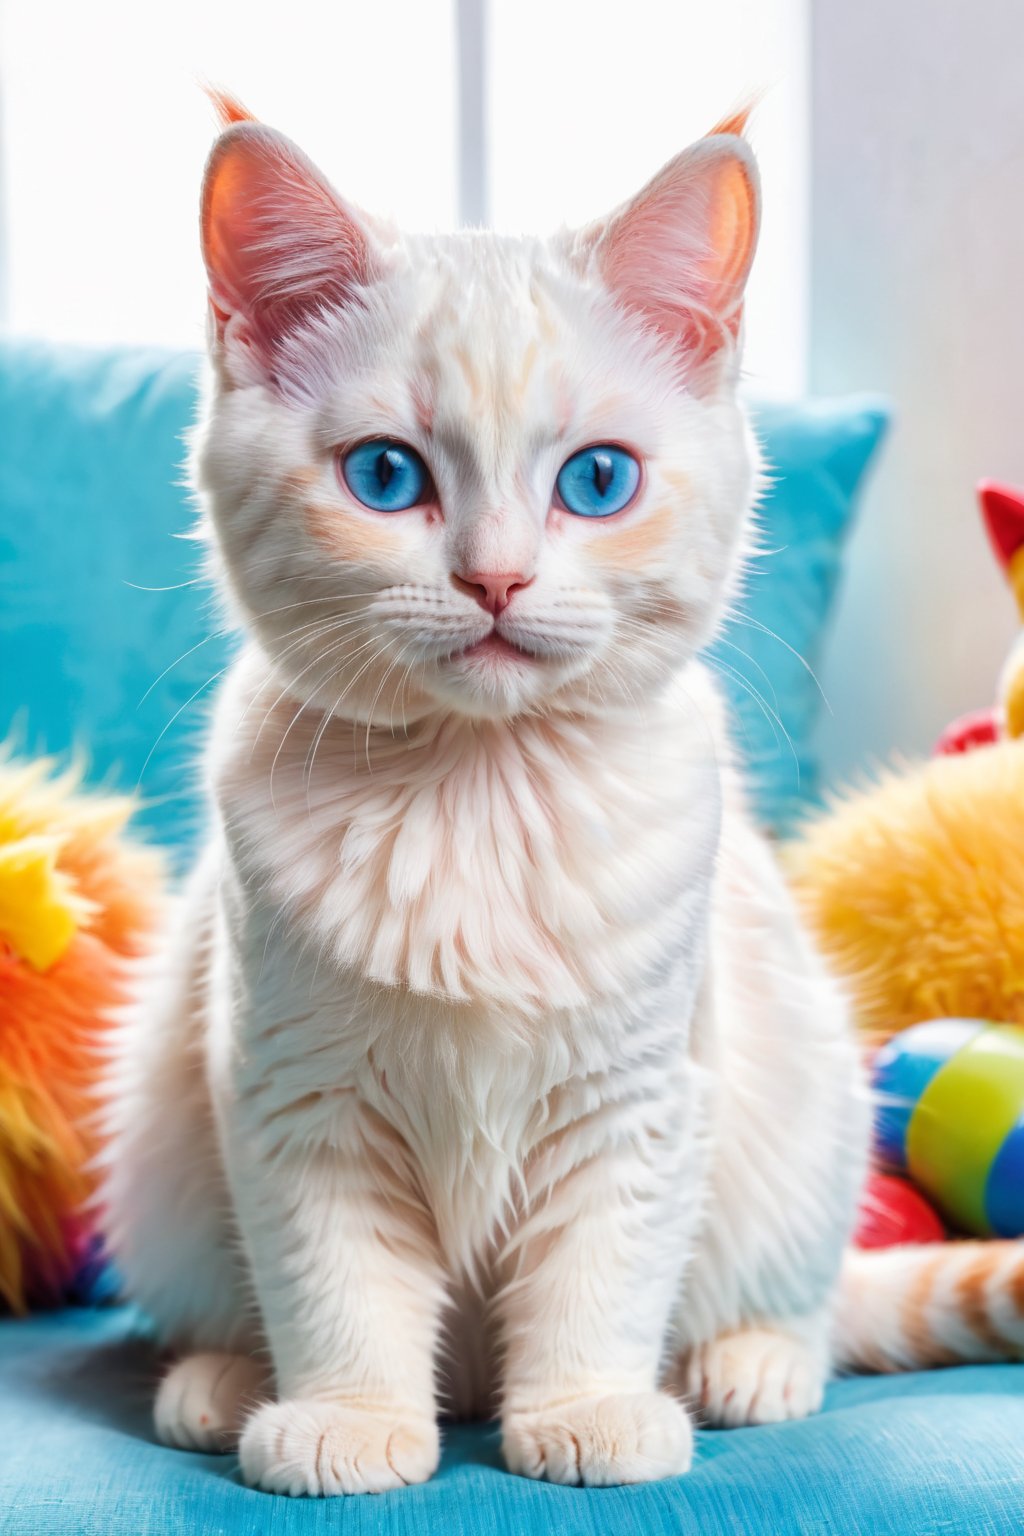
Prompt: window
<box><xmin>0</xmin><ymin>0</ymin><xmax>807</xmax><ymax>391</ymax></box>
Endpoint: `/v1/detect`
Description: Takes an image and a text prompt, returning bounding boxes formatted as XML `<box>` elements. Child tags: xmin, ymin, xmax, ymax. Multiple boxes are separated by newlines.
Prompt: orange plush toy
<box><xmin>0</xmin><ymin>754</ymin><xmax>162</xmax><ymax>1311</ymax></box>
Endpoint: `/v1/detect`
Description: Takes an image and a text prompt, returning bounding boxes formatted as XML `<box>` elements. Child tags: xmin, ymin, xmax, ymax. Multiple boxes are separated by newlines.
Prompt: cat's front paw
<box><xmin>502</xmin><ymin>1390</ymin><xmax>692</xmax><ymax>1487</ymax></box>
<box><xmin>155</xmin><ymin>1351</ymin><xmax>269</xmax><ymax>1452</ymax></box>
<box><xmin>681</xmin><ymin>1328</ymin><xmax>825</xmax><ymax>1428</ymax></box>
<box><xmin>238</xmin><ymin>1398</ymin><xmax>440</xmax><ymax>1496</ymax></box>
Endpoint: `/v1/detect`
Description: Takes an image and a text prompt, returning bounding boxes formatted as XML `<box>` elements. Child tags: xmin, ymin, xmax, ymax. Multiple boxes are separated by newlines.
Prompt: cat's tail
<box><xmin>835</xmin><ymin>1242</ymin><xmax>1024</xmax><ymax>1372</ymax></box>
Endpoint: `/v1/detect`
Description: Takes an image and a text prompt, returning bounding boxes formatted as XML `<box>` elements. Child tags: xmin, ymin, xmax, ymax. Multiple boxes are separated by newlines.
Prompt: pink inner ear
<box><xmin>596</xmin><ymin>137</ymin><xmax>760</xmax><ymax>370</ymax></box>
<box><xmin>201</xmin><ymin>123</ymin><xmax>373</xmax><ymax>368</ymax></box>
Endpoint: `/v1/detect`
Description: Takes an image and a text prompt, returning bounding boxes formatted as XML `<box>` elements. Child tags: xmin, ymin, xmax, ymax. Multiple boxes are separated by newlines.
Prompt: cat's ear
<box><xmin>201</xmin><ymin>122</ymin><xmax>380</xmax><ymax>387</ymax></box>
<box><xmin>573</xmin><ymin>133</ymin><xmax>760</xmax><ymax>385</ymax></box>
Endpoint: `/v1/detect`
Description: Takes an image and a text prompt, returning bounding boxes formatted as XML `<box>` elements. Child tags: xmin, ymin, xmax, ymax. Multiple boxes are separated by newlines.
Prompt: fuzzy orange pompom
<box><xmin>0</xmin><ymin>756</ymin><xmax>163</xmax><ymax>1311</ymax></box>
<box><xmin>786</xmin><ymin>741</ymin><xmax>1024</xmax><ymax>1038</ymax></box>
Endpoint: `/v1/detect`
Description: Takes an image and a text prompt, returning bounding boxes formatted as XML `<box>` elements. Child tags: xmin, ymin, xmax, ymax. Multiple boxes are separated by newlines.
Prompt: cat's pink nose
<box><xmin>451</xmin><ymin>571</ymin><xmax>533</xmax><ymax>615</ymax></box>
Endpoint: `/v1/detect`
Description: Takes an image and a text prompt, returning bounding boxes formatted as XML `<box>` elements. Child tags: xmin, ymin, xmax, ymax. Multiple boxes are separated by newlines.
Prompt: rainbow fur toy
<box><xmin>0</xmin><ymin>754</ymin><xmax>161</xmax><ymax>1311</ymax></box>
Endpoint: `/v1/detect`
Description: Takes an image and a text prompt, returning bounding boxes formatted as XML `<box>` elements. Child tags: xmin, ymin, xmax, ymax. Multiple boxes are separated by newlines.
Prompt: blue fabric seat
<box><xmin>2</xmin><ymin>1307</ymin><xmax>1023</xmax><ymax>1534</ymax></box>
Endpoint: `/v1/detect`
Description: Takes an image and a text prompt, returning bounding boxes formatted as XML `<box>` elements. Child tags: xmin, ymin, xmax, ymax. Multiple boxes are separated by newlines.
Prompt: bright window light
<box><xmin>1</xmin><ymin>0</ymin><xmax>805</xmax><ymax>392</ymax></box>
<box><xmin>0</xmin><ymin>0</ymin><xmax>457</xmax><ymax>349</ymax></box>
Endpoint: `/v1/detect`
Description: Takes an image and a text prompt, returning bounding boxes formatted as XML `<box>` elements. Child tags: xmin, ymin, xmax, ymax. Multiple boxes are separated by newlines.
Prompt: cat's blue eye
<box><xmin>556</xmin><ymin>445</ymin><xmax>641</xmax><ymax>518</ymax></box>
<box><xmin>342</xmin><ymin>440</ymin><xmax>429</xmax><ymax>512</ymax></box>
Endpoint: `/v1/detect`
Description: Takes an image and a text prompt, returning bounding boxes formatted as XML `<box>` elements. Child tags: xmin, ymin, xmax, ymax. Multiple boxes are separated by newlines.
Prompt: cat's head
<box><xmin>196</xmin><ymin>113</ymin><xmax>760</xmax><ymax>725</ymax></box>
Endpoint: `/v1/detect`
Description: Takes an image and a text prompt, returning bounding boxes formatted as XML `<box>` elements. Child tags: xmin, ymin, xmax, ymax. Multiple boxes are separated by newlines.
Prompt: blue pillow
<box><xmin>0</xmin><ymin>341</ymin><xmax>886</xmax><ymax>846</ymax></box>
<box><xmin>0</xmin><ymin>344</ymin><xmax>229</xmax><ymax>856</ymax></box>
<box><xmin>709</xmin><ymin>394</ymin><xmax>889</xmax><ymax>831</ymax></box>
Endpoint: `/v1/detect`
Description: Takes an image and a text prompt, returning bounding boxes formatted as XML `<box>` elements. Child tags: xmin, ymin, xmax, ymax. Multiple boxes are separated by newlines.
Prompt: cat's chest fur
<box><xmin>208</xmin><ymin>650</ymin><xmax>722</xmax><ymax>1268</ymax></box>
<box><xmin>211</xmin><ymin>647</ymin><xmax>724</xmax><ymax>1017</ymax></box>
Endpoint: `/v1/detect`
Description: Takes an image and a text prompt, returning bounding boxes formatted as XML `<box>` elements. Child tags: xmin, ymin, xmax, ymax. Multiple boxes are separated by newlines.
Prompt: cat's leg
<box><xmin>222</xmin><ymin>1098</ymin><xmax>447</xmax><ymax>1496</ymax></box>
<box><xmin>101</xmin><ymin>856</ymin><xmax>262</xmax><ymax>1421</ymax></box>
<box><xmin>668</xmin><ymin>805</ymin><xmax>870</xmax><ymax>1429</ymax></box>
<box><xmin>496</xmin><ymin>1063</ymin><xmax>706</xmax><ymax>1487</ymax></box>
<box><xmin>155</xmin><ymin>1352</ymin><xmax>271</xmax><ymax>1451</ymax></box>
<box><xmin>102</xmin><ymin>894</ymin><xmax>268</xmax><ymax>1453</ymax></box>
<box><xmin>675</xmin><ymin>1315</ymin><xmax>829</xmax><ymax>1427</ymax></box>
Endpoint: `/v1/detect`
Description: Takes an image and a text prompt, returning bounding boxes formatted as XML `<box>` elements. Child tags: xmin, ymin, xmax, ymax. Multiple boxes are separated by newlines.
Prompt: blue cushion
<box><xmin>2</xmin><ymin>1307</ymin><xmax>1021</xmax><ymax>1535</ymax></box>
<box><xmin>0</xmin><ymin>340</ymin><xmax>886</xmax><ymax>844</ymax></box>
<box><xmin>708</xmin><ymin>394</ymin><xmax>888</xmax><ymax>831</ymax></box>
<box><xmin>0</xmin><ymin>343</ymin><xmax>227</xmax><ymax>857</ymax></box>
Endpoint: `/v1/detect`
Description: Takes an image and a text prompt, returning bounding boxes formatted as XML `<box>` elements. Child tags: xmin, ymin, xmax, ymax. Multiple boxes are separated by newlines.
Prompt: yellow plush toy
<box><xmin>788</xmin><ymin>742</ymin><xmax>1024</xmax><ymax>1036</ymax></box>
<box><xmin>788</xmin><ymin>481</ymin><xmax>1024</xmax><ymax>1037</ymax></box>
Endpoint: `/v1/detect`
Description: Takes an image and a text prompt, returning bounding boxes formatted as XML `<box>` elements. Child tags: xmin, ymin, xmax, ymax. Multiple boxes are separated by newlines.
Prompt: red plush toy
<box><xmin>936</xmin><ymin>481</ymin><xmax>1024</xmax><ymax>754</ymax></box>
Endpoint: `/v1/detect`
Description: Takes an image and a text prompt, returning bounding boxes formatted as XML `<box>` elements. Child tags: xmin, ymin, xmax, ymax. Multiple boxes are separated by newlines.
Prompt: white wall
<box><xmin>811</xmin><ymin>0</ymin><xmax>1024</xmax><ymax>781</ymax></box>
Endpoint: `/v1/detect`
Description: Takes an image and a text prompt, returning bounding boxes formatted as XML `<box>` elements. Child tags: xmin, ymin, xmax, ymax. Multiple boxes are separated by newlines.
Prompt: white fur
<box><xmin>101</xmin><ymin>124</ymin><xmax>870</xmax><ymax>1495</ymax></box>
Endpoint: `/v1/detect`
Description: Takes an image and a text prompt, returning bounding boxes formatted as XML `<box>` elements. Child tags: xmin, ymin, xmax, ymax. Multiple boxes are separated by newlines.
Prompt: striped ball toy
<box><xmin>873</xmin><ymin>1019</ymin><xmax>1024</xmax><ymax>1238</ymax></box>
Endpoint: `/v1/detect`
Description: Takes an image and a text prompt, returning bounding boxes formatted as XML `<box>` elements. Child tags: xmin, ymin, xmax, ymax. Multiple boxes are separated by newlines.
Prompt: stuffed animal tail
<box><xmin>835</xmin><ymin>1242</ymin><xmax>1024</xmax><ymax>1372</ymax></box>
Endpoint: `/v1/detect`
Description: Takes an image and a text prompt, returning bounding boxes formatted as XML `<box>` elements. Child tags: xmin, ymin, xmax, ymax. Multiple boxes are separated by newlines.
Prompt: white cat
<box><xmin>100</xmin><ymin>106</ymin><xmax>1010</xmax><ymax>1498</ymax></box>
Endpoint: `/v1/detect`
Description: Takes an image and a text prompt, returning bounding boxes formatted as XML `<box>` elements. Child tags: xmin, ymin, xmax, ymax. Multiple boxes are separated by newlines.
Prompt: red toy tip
<box><xmin>934</xmin><ymin>708</ymin><xmax>1001</xmax><ymax>757</ymax></box>
<box><xmin>979</xmin><ymin>480</ymin><xmax>1024</xmax><ymax>570</ymax></box>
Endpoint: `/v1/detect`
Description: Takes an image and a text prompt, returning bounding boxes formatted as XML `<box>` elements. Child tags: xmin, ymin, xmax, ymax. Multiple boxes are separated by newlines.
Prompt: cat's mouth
<box><xmin>453</xmin><ymin>633</ymin><xmax>538</xmax><ymax>664</ymax></box>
